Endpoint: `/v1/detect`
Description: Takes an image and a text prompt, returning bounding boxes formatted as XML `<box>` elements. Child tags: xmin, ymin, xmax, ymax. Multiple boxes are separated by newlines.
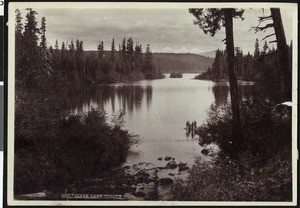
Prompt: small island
<box><xmin>170</xmin><ymin>72</ymin><xmax>183</xmax><ymax>78</ymax></box>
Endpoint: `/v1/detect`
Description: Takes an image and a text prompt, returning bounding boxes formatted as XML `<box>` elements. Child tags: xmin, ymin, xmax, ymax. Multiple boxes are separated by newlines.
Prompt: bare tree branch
<box><xmin>251</xmin><ymin>23</ymin><xmax>275</xmax><ymax>33</ymax></box>
<box><xmin>269</xmin><ymin>40</ymin><xmax>277</xmax><ymax>43</ymax></box>
<box><xmin>258</xmin><ymin>15</ymin><xmax>273</xmax><ymax>22</ymax></box>
<box><xmin>262</xmin><ymin>33</ymin><xmax>276</xmax><ymax>41</ymax></box>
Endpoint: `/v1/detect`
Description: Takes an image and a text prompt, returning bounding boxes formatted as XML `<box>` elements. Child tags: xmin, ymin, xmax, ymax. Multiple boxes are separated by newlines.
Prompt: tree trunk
<box><xmin>224</xmin><ymin>9</ymin><xmax>245</xmax><ymax>152</ymax></box>
<box><xmin>270</xmin><ymin>8</ymin><xmax>291</xmax><ymax>100</ymax></box>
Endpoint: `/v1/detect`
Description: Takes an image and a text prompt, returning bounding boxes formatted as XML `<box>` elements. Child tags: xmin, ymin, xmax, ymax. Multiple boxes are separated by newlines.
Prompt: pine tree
<box><xmin>254</xmin><ymin>38</ymin><xmax>260</xmax><ymax>58</ymax></box>
<box><xmin>97</xmin><ymin>40</ymin><xmax>104</xmax><ymax>59</ymax></box>
<box><xmin>23</xmin><ymin>8</ymin><xmax>40</xmax><ymax>87</ymax></box>
<box><xmin>122</xmin><ymin>37</ymin><xmax>126</xmax><ymax>58</ymax></box>
<box><xmin>111</xmin><ymin>38</ymin><xmax>116</xmax><ymax>62</ymax></box>
<box><xmin>189</xmin><ymin>8</ymin><xmax>245</xmax><ymax>152</ymax></box>
<box><xmin>61</xmin><ymin>42</ymin><xmax>66</xmax><ymax>70</ymax></box>
<box><xmin>23</xmin><ymin>9</ymin><xmax>39</xmax><ymax>48</ymax></box>
<box><xmin>40</xmin><ymin>17</ymin><xmax>46</xmax><ymax>50</ymax></box>
<box><xmin>61</xmin><ymin>42</ymin><xmax>65</xmax><ymax>52</ymax></box>
<box><xmin>126</xmin><ymin>38</ymin><xmax>134</xmax><ymax>54</ymax></box>
<box><xmin>271</xmin><ymin>8</ymin><xmax>291</xmax><ymax>99</ymax></box>
<box><xmin>263</xmin><ymin>41</ymin><xmax>269</xmax><ymax>54</ymax></box>
<box><xmin>69</xmin><ymin>39</ymin><xmax>75</xmax><ymax>54</ymax></box>
<box><xmin>75</xmin><ymin>39</ymin><xmax>84</xmax><ymax>78</ymax></box>
<box><xmin>15</xmin><ymin>9</ymin><xmax>24</xmax><ymax>80</ymax></box>
<box><xmin>55</xmin><ymin>39</ymin><xmax>59</xmax><ymax>50</ymax></box>
<box><xmin>144</xmin><ymin>44</ymin><xmax>153</xmax><ymax>78</ymax></box>
<box><xmin>15</xmin><ymin>9</ymin><xmax>23</xmax><ymax>34</ymax></box>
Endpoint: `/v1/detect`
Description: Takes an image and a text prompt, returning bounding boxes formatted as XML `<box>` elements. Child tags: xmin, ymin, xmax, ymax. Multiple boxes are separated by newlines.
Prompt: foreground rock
<box><xmin>39</xmin><ymin>159</ymin><xmax>193</xmax><ymax>201</ymax></box>
<box><xmin>123</xmin><ymin>193</ymin><xmax>137</xmax><ymax>200</ymax></box>
<box><xmin>178</xmin><ymin>162</ymin><xmax>189</xmax><ymax>171</ymax></box>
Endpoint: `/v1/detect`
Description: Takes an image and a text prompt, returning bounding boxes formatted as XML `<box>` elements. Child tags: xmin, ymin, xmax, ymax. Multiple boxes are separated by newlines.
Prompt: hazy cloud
<box><xmin>19</xmin><ymin>7</ymin><xmax>294</xmax><ymax>54</ymax></box>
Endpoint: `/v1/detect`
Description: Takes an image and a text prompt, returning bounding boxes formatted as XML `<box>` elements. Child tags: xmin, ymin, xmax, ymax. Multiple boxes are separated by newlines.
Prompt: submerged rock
<box><xmin>201</xmin><ymin>149</ymin><xmax>209</xmax><ymax>155</ymax></box>
<box><xmin>164</xmin><ymin>156</ymin><xmax>172</xmax><ymax>161</ymax></box>
<box><xmin>157</xmin><ymin>157</ymin><xmax>163</xmax><ymax>161</ymax></box>
<box><xmin>159</xmin><ymin>178</ymin><xmax>174</xmax><ymax>185</ymax></box>
<box><xmin>166</xmin><ymin>160</ymin><xmax>178</xmax><ymax>169</ymax></box>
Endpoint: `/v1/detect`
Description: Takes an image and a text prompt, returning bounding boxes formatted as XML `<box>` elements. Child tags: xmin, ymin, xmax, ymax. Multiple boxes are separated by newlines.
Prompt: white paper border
<box><xmin>7</xmin><ymin>2</ymin><xmax>298</xmax><ymax>206</ymax></box>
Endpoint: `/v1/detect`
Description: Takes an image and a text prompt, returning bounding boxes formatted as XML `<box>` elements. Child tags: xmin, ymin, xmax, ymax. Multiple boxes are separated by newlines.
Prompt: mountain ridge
<box><xmin>84</xmin><ymin>51</ymin><xmax>214</xmax><ymax>73</ymax></box>
<box><xmin>152</xmin><ymin>52</ymin><xmax>214</xmax><ymax>73</ymax></box>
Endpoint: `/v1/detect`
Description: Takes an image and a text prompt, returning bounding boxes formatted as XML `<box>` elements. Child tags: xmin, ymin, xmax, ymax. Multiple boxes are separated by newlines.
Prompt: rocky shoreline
<box><xmin>16</xmin><ymin>143</ymin><xmax>220</xmax><ymax>201</ymax></box>
<box><xmin>64</xmin><ymin>157</ymin><xmax>192</xmax><ymax>201</ymax></box>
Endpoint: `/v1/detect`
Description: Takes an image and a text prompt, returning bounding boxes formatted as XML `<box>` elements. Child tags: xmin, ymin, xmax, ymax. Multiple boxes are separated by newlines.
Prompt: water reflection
<box><xmin>73</xmin><ymin>84</ymin><xmax>153</xmax><ymax>116</ymax></box>
<box><xmin>71</xmin><ymin>74</ymin><xmax>286</xmax><ymax>166</ymax></box>
<box><xmin>212</xmin><ymin>81</ymin><xmax>286</xmax><ymax>106</ymax></box>
<box><xmin>212</xmin><ymin>83</ymin><xmax>229</xmax><ymax>106</ymax></box>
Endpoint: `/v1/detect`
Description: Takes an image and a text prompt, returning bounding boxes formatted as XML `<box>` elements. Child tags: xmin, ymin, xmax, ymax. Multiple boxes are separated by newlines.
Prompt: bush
<box><xmin>14</xmin><ymin>95</ymin><xmax>135</xmax><ymax>194</ymax></box>
<box><xmin>172</xmin><ymin>151</ymin><xmax>292</xmax><ymax>201</ymax></box>
<box><xmin>174</xmin><ymin>98</ymin><xmax>292</xmax><ymax>201</ymax></box>
<box><xmin>195</xmin><ymin>98</ymin><xmax>291</xmax><ymax>159</ymax></box>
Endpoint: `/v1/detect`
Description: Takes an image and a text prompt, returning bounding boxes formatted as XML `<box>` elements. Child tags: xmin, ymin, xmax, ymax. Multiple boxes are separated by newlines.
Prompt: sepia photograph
<box><xmin>7</xmin><ymin>2</ymin><xmax>297</xmax><ymax>206</ymax></box>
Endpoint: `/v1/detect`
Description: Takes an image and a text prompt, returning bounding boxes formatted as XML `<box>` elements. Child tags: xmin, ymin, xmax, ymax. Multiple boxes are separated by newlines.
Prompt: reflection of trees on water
<box><xmin>212</xmin><ymin>82</ymin><xmax>286</xmax><ymax>106</ymax></box>
<box><xmin>212</xmin><ymin>84</ymin><xmax>229</xmax><ymax>106</ymax></box>
<box><xmin>146</xmin><ymin>85</ymin><xmax>152</xmax><ymax>108</ymax></box>
<box><xmin>239</xmin><ymin>83</ymin><xmax>286</xmax><ymax>103</ymax></box>
<box><xmin>71</xmin><ymin>84</ymin><xmax>153</xmax><ymax>115</ymax></box>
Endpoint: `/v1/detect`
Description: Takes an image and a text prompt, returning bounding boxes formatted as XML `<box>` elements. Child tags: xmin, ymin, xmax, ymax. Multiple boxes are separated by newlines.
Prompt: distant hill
<box><xmin>199</xmin><ymin>50</ymin><xmax>217</xmax><ymax>58</ymax></box>
<box><xmin>84</xmin><ymin>51</ymin><xmax>214</xmax><ymax>73</ymax></box>
<box><xmin>152</xmin><ymin>53</ymin><xmax>214</xmax><ymax>73</ymax></box>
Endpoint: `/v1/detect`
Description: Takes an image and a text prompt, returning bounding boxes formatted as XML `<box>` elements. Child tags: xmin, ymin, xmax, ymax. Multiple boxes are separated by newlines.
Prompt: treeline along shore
<box><xmin>14</xmin><ymin>8</ymin><xmax>147</xmax><ymax>194</ymax></box>
<box><xmin>195</xmin><ymin>39</ymin><xmax>292</xmax><ymax>83</ymax></box>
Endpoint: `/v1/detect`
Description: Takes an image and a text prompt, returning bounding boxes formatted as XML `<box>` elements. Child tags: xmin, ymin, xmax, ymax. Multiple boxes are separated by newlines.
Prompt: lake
<box><xmin>73</xmin><ymin>73</ymin><xmax>281</xmax><ymax>167</ymax></box>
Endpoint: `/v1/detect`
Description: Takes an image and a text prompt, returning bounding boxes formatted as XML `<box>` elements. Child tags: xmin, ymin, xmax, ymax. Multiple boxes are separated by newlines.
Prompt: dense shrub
<box><xmin>196</xmin><ymin>98</ymin><xmax>291</xmax><ymax>159</ymax></box>
<box><xmin>174</xmin><ymin>98</ymin><xmax>292</xmax><ymax>201</ymax></box>
<box><xmin>14</xmin><ymin>89</ymin><xmax>135</xmax><ymax>195</ymax></box>
<box><xmin>172</xmin><ymin>151</ymin><xmax>292</xmax><ymax>201</ymax></box>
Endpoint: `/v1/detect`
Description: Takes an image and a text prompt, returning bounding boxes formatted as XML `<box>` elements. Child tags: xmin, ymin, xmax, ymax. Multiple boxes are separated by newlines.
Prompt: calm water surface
<box><xmin>73</xmin><ymin>74</ymin><xmax>279</xmax><ymax>166</ymax></box>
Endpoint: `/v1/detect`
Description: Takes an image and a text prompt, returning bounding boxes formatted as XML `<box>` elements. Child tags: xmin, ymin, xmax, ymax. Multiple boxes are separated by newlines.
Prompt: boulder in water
<box><xmin>201</xmin><ymin>149</ymin><xmax>209</xmax><ymax>155</ymax></box>
<box><xmin>159</xmin><ymin>178</ymin><xmax>174</xmax><ymax>185</ymax></box>
<box><xmin>157</xmin><ymin>157</ymin><xmax>163</xmax><ymax>161</ymax></box>
<box><xmin>166</xmin><ymin>160</ymin><xmax>178</xmax><ymax>169</ymax></box>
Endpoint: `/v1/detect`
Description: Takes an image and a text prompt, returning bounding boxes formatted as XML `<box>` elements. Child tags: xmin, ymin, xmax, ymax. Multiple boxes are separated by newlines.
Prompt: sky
<box><xmin>18</xmin><ymin>7</ymin><xmax>294</xmax><ymax>54</ymax></box>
